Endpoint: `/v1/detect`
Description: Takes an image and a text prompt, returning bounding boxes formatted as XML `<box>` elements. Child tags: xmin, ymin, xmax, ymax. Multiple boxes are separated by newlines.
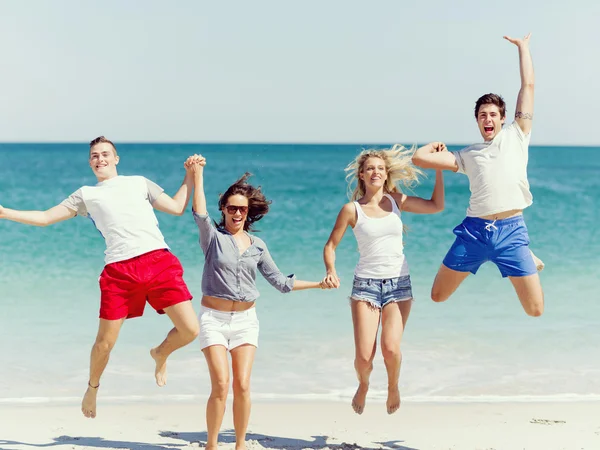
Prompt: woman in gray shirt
<box><xmin>186</xmin><ymin>155</ymin><xmax>327</xmax><ymax>450</ymax></box>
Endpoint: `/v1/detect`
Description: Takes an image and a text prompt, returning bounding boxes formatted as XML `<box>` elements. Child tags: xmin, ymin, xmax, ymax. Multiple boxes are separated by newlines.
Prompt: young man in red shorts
<box><xmin>0</xmin><ymin>136</ymin><xmax>199</xmax><ymax>418</ymax></box>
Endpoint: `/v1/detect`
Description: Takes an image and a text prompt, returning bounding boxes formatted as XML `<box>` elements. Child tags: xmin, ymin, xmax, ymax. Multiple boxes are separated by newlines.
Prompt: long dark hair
<box><xmin>217</xmin><ymin>173</ymin><xmax>271</xmax><ymax>232</ymax></box>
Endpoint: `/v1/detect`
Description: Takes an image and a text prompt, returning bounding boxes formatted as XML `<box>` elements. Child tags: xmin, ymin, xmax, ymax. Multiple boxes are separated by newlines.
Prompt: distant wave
<box><xmin>2</xmin><ymin>392</ymin><xmax>600</xmax><ymax>405</ymax></box>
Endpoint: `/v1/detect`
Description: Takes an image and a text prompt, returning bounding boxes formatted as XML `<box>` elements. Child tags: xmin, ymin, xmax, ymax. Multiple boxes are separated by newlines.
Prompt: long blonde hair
<box><xmin>345</xmin><ymin>144</ymin><xmax>423</xmax><ymax>201</ymax></box>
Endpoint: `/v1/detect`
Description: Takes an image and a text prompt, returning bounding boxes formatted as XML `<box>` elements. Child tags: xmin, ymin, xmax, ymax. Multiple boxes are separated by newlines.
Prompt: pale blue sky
<box><xmin>0</xmin><ymin>0</ymin><xmax>597</xmax><ymax>145</ymax></box>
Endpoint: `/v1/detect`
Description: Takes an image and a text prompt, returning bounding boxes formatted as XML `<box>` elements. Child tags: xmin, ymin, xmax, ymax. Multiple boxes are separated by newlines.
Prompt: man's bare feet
<box><xmin>81</xmin><ymin>383</ymin><xmax>99</xmax><ymax>418</ymax></box>
<box><xmin>386</xmin><ymin>385</ymin><xmax>400</xmax><ymax>414</ymax></box>
<box><xmin>150</xmin><ymin>348</ymin><xmax>168</xmax><ymax>387</ymax></box>
<box><xmin>530</xmin><ymin>251</ymin><xmax>545</xmax><ymax>272</ymax></box>
<box><xmin>352</xmin><ymin>382</ymin><xmax>369</xmax><ymax>415</ymax></box>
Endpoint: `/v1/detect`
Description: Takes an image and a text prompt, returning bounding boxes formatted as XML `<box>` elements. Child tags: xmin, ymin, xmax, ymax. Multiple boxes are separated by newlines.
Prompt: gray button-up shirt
<box><xmin>193</xmin><ymin>212</ymin><xmax>295</xmax><ymax>302</ymax></box>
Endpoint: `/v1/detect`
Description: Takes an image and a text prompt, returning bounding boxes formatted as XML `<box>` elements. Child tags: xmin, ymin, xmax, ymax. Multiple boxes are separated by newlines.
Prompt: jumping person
<box><xmin>411</xmin><ymin>33</ymin><xmax>544</xmax><ymax>317</ymax></box>
<box><xmin>322</xmin><ymin>144</ymin><xmax>444</xmax><ymax>415</ymax></box>
<box><xmin>187</xmin><ymin>155</ymin><xmax>330</xmax><ymax>450</ymax></box>
<box><xmin>0</xmin><ymin>136</ymin><xmax>200</xmax><ymax>418</ymax></box>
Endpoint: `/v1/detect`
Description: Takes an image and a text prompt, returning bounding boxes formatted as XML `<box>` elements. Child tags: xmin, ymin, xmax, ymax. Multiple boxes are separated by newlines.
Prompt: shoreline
<box><xmin>1</xmin><ymin>400</ymin><xmax>599</xmax><ymax>449</ymax></box>
<box><xmin>3</xmin><ymin>392</ymin><xmax>600</xmax><ymax>406</ymax></box>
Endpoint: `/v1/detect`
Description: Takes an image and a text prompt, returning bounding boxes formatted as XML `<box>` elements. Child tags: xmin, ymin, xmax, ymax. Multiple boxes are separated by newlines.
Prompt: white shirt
<box><xmin>454</xmin><ymin>121</ymin><xmax>533</xmax><ymax>217</ymax></box>
<box><xmin>61</xmin><ymin>175</ymin><xmax>168</xmax><ymax>265</ymax></box>
<box><xmin>352</xmin><ymin>194</ymin><xmax>409</xmax><ymax>279</ymax></box>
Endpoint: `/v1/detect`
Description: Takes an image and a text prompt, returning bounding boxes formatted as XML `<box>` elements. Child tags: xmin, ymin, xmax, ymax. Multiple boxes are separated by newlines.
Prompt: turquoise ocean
<box><xmin>0</xmin><ymin>143</ymin><xmax>598</xmax><ymax>405</ymax></box>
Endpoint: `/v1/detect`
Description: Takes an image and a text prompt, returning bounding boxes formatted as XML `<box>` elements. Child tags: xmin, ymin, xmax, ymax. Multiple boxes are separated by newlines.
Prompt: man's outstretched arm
<box><xmin>152</xmin><ymin>171</ymin><xmax>195</xmax><ymax>216</ymax></box>
<box><xmin>411</xmin><ymin>142</ymin><xmax>458</xmax><ymax>172</ymax></box>
<box><xmin>505</xmin><ymin>32</ymin><xmax>534</xmax><ymax>135</ymax></box>
<box><xmin>0</xmin><ymin>204</ymin><xmax>75</xmax><ymax>226</ymax></box>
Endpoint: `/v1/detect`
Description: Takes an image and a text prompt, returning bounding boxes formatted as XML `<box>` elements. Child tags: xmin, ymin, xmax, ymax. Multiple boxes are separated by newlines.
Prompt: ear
<box><xmin>115</xmin><ymin>155</ymin><xmax>120</xmax><ymax>165</ymax></box>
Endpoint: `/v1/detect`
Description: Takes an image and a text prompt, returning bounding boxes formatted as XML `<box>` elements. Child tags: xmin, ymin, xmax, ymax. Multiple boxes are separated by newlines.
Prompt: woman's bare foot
<box><xmin>150</xmin><ymin>348</ymin><xmax>168</xmax><ymax>387</ymax></box>
<box><xmin>386</xmin><ymin>385</ymin><xmax>400</xmax><ymax>414</ymax></box>
<box><xmin>81</xmin><ymin>383</ymin><xmax>99</xmax><ymax>418</ymax></box>
<box><xmin>352</xmin><ymin>382</ymin><xmax>369</xmax><ymax>415</ymax></box>
<box><xmin>530</xmin><ymin>251</ymin><xmax>545</xmax><ymax>272</ymax></box>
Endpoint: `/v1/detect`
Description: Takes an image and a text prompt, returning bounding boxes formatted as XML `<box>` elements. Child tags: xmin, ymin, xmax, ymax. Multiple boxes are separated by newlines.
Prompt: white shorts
<box><xmin>198</xmin><ymin>305</ymin><xmax>259</xmax><ymax>351</ymax></box>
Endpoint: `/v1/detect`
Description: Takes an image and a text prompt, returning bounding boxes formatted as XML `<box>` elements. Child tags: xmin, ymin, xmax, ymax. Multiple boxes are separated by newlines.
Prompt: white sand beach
<box><xmin>1</xmin><ymin>400</ymin><xmax>598</xmax><ymax>450</ymax></box>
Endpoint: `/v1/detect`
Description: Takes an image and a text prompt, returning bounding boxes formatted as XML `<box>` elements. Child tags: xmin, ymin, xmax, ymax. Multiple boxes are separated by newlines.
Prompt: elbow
<box><xmin>40</xmin><ymin>213</ymin><xmax>52</xmax><ymax>227</ymax></box>
<box><xmin>411</xmin><ymin>154</ymin><xmax>424</xmax><ymax>167</ymax></box>
<box><xmin>432</xmin><ymin>201</ymin><xmax>445</xmax><ymax>214</ymax></box>
<box><xmin>522</xmin><ymin>83</ymin><xmax>535</xmax><ymax>91</ymax></box>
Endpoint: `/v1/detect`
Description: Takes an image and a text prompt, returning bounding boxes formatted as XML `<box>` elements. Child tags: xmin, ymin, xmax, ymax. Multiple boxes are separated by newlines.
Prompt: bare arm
<box><xmin>395</xmin><ymin>170</ymin><xmax>444</xmax><ymax>214</ymax></box>
<box><xmin>322</xmin><ymin>203</ymin><xmax>355</xmax><ymax>288</ymax></box>
<box><xmin>0</xmin><ymin>204</ymin><xmax>75</xmax><ymax>226</ymax></box>
<box><xmin>411</xmin><ymin>142</ymin><xmax>458</xmax><ymax>172</ymax></box>
<box><xmin>187</xmin><ymin>155</ymin><xmax>207</xmax><ymax>215</ymax></box>
<box><xmin>152</xmin><ymin>169</ymin><xmax>195</xmax><ymax>216</ymax></box>
<box><xmin>292</xmin><ymin>280</ymin><xmax>326</xmax><ymax>291</ymax></box>
<box><xmin>504</xmin><ymin>33</ymin><xmax>534</xmax><ymax>134</ymax></box>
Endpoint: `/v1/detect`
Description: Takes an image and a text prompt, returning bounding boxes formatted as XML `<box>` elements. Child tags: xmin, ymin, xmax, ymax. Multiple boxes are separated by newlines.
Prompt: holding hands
<box><xmin>321</xmin><ymin>272</ymin><xmax>340</xmax><ymax>289</ymax></box>
<box><xmin>430</xmin><ymin>142</ymin><xmax>447</xmax><ymax>152</ymax></box>
<box><xmin>184</xmin><ymin>154</ymin><xmax>206</xmax><ymax>176</ymax></box>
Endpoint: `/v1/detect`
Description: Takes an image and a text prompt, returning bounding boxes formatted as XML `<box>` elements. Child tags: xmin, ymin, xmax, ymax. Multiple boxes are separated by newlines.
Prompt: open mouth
<box><xmin>232</xmin><ymin>218</ymin><xmax>243</xmax><ymax>224</ymax></box>
<box><xmin>484</xmin><ymin>126</ymin><xmax>494</xmax><ymax>134</ymax></box>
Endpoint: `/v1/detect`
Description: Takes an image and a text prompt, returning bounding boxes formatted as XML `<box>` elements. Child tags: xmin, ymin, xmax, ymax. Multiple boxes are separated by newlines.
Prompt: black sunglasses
<box><xmin>225</xmin><ymin>205</ymin><xmax>248</xmax><ymax>214</ymax></box>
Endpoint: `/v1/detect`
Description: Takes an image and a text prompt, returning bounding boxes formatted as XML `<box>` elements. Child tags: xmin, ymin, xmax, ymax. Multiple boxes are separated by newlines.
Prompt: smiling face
<box><xmin>476</xmin><ymin>103</ymin><xmax>506</xmax><ymax>141</ymax></box>
<box><xmin>359</xmin><ymin>156</ymin><xmax>388</xmax><ymax>191</ymax></box>
<box><xmin>222</xmin><ymin>194</ymin><xmax>249</xmax><ymax>233</ymax></box>
<box><xmin>89</xmin><ymin>142</ymin><xmax>119</xmax><ymax>181</ymax></box>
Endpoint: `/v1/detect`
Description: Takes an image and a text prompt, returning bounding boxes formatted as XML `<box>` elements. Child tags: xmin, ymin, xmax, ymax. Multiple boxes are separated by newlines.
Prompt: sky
<box><xmin>0</xmin><ymin>0</ymin><xmax>598</xmax><ymax>145</ymax></box>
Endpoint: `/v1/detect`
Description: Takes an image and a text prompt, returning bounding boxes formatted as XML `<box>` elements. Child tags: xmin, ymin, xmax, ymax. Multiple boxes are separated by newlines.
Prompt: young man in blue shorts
<box><xmin>411</xmin><ymin>33</ymin><xmax>544</xmax><ymax>317</ymax></box>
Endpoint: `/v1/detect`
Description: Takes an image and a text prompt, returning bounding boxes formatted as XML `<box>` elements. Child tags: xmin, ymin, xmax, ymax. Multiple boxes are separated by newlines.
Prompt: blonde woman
<box><xmin>323</xmin><ymin>143</ymin><xmax>445</xmax><ymax>415</ymax></box>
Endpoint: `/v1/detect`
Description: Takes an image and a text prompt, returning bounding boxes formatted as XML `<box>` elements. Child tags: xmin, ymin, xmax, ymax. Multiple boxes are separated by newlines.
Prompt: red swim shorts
<box><xmin>98</xmin><ymin>249</ymin><xmax>193</xmax><ymax>320</ymax></box>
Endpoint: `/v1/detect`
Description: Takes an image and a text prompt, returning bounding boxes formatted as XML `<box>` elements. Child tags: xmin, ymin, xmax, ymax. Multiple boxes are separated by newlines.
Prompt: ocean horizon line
<box><xmin>1</xmin><ymin>141</ymin><xmax>599</xmax><ymax>149</ymax></box>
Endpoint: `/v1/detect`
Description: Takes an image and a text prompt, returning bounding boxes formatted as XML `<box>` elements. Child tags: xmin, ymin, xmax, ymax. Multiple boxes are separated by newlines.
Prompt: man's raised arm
<box><xmin>152</xmin><ymin>169</ymin><xmax>195</xmax><ymax>217</ymax></box>
<box><xmin>504</xmin><ymin>32</ymin><xmax>534</xmax><ymax>135</ymax></box>
<box><xmin>0</xmin><ymin>204</ymin><xmax>76</xmax><ymax>226</ymax></box>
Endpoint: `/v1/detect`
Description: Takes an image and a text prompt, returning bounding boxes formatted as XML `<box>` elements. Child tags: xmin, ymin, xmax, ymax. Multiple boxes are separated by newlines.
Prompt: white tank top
<box><xmin>352</xmin><ymin>193</ymin><xmax>409</xmax><ymax>278</ymax></box>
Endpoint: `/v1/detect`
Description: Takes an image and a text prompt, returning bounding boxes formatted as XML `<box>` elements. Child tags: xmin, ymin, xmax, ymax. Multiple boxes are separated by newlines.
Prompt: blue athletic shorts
<box><xmin>442</xmin><ymin>215</ymin><xmax>537</xmax><ymax>278</ymax></box>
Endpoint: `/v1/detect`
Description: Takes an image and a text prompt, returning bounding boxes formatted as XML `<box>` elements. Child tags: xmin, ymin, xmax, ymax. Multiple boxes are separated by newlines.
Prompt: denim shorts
<box><xmin>442</xmin><ymin>215</ymin><xmax>537</xmax><ymax>278</ymax></box>
<box><xmin>350</xmin><ymin>275</ymin><xmax>413</xmax><ymax>309</ymax></box>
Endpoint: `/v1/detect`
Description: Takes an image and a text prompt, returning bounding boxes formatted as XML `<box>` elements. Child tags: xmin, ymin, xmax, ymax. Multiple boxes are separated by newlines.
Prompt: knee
<box><xmin>211</xmin><ymin>379</ymin><xmax>229</xmax><ymax>400</ymax></box>
<box><xmin>93</xmin><ymin>338</ymin><xmax>116</xmax><ymax>354</ymax></box>
<box><xmin>232</xmin><ymin>377</ymin><xmax>251</xmax><ymax>397</ymax></box>
<box><xmin>381</xmin><ymin>344</ymin><xmax>401</xmax><ymax>363</ymax></box>
<box><xmin>526</xmin><ymin>304</ymin><xmax>544</xmax><ymax>317</ymax></box>
<box><xmin>180</xmin><ymin>321</ymin><xmax>200</xmax><ymax>343</ymax></box>
<box><xmin>431</xmin><ymin>288</ymin><xmax>448</xmax><ymax>303</ymax></box>
<box><xmin>354</xmin><ymin>354</ymin><xmax>374</xmax><ymax>371</ymax></box>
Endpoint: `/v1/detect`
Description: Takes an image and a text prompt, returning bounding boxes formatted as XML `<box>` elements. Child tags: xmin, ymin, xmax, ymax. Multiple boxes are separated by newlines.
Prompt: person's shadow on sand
<box><xmin>0</xmin><ymin>436</ymin><xmax>182</xmax><ymax>450</ymax></box>
<box><xmin>0</xmin><ymin>432</ymin><xmax>418</xmax><ymax>450</ymax></box>
<box><xmin>159</xmin><ymin>430</ymin><xmax>419</xmax><ymax>450</ymax></box>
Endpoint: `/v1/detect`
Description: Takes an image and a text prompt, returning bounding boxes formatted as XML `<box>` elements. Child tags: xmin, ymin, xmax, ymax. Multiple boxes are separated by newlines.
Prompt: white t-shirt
<box><xmin>61</xmin><ymin>175</ymin><xmax>169</xmax><ymax>265</ymax></box>
<box><xmin>454</xmin><ymin>121</ymin><xmax>533</xmax><ymax>217</ymax></box>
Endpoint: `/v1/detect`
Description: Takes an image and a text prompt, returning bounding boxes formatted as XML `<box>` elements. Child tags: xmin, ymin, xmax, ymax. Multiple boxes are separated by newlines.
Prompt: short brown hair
<box><xmin>89</xmin><ymin>136</ymin><xmax>117</xmax><ymax>156</ymax></box>
<box><xmin>474</xmin><ymin>93</ymin><xmax>506</xmax><ymax>119</ymax></box>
